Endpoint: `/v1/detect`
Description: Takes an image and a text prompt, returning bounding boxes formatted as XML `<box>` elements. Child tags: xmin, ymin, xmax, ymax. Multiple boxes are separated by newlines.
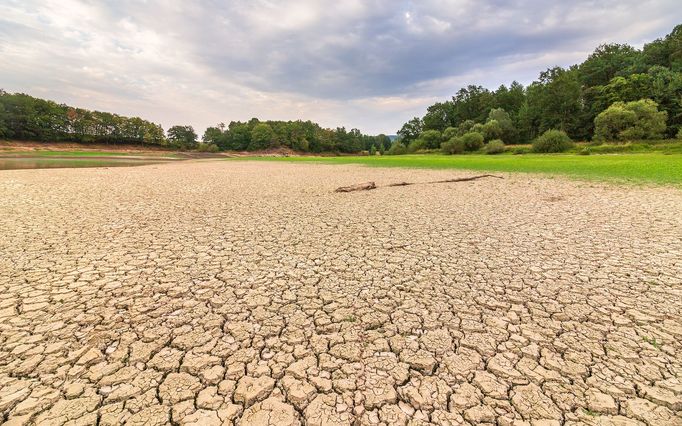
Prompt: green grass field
<box><xmin>251</xmin><ymin>153</ymin><xmax>682</xmax><ymax>186</ymax></box>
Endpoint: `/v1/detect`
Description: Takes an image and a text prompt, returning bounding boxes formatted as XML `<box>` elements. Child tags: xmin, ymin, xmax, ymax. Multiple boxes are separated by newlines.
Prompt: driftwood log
<box><xmin>334</xmin><ymin>174</ymin><xmax>502</xmax><ymax>192</ymax></box>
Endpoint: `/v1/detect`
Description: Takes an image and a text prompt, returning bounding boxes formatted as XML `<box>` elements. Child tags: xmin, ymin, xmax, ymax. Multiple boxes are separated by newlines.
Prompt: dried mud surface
<box><xmin>1</xmin><ymin>161</ymin><xmax>681</xmax><ymax>425</ymax></box>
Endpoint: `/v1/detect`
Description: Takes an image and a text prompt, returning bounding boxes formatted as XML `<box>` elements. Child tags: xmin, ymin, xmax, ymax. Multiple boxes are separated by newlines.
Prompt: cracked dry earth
<box><xmin>1</xmin><ymin>160</ymin><xmax>682</xmax><ymax>426</ymax></box>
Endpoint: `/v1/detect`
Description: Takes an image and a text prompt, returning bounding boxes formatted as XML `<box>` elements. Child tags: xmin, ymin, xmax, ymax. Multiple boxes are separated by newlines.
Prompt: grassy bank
<box><xmin>250</xmin><ymin>153</ymin><xmax>682</xmax><ymax>186</ymax></box>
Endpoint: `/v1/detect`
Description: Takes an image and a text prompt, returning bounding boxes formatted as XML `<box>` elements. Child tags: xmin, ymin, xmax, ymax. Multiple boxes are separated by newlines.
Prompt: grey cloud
<box><xmin>174</xmin><ymin>0</ymin><xmax>679</xmax><ymax>98</ymax></box>
<box><xmin>0</xmin><ymin>0</ymin><xmax>679</xmax><ymax>134</ymax></box>
<box><xmin>101</xmin><ymin>0</ymin><xmax>676</xmax><ymax>100</ymax></box>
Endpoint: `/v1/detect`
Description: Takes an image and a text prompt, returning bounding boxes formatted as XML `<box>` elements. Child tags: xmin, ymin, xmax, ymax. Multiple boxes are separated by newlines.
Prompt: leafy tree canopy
<box><xmin>167</xmin><ymin>125</ymin><xmax>198</xmax><ymax>150</ymax></box>
<box><xmin>399</xmin><ymin>24</ymin><xmax>682</xmax><ymax>142</ymax></box>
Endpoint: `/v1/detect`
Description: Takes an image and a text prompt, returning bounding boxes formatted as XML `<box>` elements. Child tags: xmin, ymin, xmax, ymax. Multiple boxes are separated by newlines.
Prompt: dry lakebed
<box><xmin>1</xmin><ymin>160</ymin><xmax>681</xmax><ymax>425</ymax></box>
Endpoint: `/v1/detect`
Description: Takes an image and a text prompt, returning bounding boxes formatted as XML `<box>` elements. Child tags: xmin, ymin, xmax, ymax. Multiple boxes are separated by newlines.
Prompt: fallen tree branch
<box><xmin>334</xmin><ymin>181</ymin><xmax>377</xmax><ymax>192</ymax></box>
<box><xmin>334</xmin><ymin>174</ymin><xmax>503</xmax><ymax>193</ymax></box>
<box><xmin>429</xmin><ymin>174</ymin><xmax>504</xmax><ymax>184</ymax></box>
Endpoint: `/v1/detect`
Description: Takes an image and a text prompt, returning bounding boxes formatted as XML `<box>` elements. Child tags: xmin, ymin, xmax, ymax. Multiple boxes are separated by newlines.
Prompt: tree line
<box><xmin>201</xmin><ymin>120</ymin><xmax>391</xmax><ymax>154</ymax></box>
<box><xmin>396</xmin><ymin>24</ymin><xmax>682</xmax><ymax>152</ymax></box>
<box><xmin>0</xmin><ymin>90</ymin><xmax>391</xmax><ymax>153</ymax></box>
<box><xmin>0</xmin><ymin>90</ymin><xmax>166</xmax><ymax>146</ymax></box>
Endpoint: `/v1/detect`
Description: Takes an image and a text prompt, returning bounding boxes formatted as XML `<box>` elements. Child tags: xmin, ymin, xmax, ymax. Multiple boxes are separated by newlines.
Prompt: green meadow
<box><xmin>251</xmin><ymin>153</ymin><xmax>682</xmax><ymax>186</ymax></box>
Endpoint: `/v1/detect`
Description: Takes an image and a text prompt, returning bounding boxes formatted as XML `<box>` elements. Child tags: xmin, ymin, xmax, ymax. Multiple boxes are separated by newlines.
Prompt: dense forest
<box><xmin>397</xmin><ymin>24</ymin><xmax>682</xmax><ymax>151</ymax></box>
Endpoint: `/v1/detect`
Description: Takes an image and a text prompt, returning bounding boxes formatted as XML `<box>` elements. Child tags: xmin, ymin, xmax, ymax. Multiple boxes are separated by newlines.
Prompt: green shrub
<box><xmin>456</xmin><ymin>120</ymin><xmax>476</xmax><ymax>136</ymax></box>
<box><xmin>481</xmin><ymin>120</ymin><xmax>503</xmax><ymax>141</ymax></box>
<box><xmin>418</xmin><ymin>130</ymin><xmax>442</xmax><ymax>149</ymax></box>
<box><xmin>532</xmin><ymin>129</ymin><xmax>574</xmax><ymax>153</ymax></box>
<box><xmin>461</xmin><ymin>132</ymin><xmax>484</xmax><ymax>151</ymax></box>
<box><xmin>594</xmin><ymin>99</ymin><xmax>667</xmax><ymax>142</ymax></box>
<box><xmin>677</xmin><ymin>128</ymin><xmax>682</xmax><ymax>139</ymax></box>
<box><xmin>442</xmin><ymin>126</ymin><xmax>458</xmax><ymax>140</ymax></box>
<box><xmin>407</xmin><ymin>139</ymin><xmax>427</xmax><ymax>153</ymax></box>
<box><xmin>578</xmin><ymin>147</ymin><xmax>591</xmax><ymax>155</ymax></box>
<box><xmin>485</xmin><ymin>139</ymin><xmax>505</xmax><ymax>154</ymax></box>
<box><xmin>441</xmin><ymin>137</ymin><xmax>465</xmax><ymax>154</ymax></box>
<box><xmin>470</xmin><ymin>123</ymin><xmax>485</xmax><ymax>135</ymax></box>
<box><xmin>196</xmin><ymin>143</ymin><xmax>220</xmax><ymax>152</ymax></box>
<box><xmin>386</xmin><ymin>141</ymin><xmax>407</xmax><ymax>155</ymax></box>
<box><xmin>594</xmin><ymin>105</ymin><xmax>636</xmax><ymax>142</ymax></box>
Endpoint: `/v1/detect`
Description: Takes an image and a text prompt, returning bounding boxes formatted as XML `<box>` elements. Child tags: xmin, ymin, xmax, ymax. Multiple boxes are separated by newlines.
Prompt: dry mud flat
<box><xmin>1</xmin><ymin>160</ymin><xmax>681</xmax><ymax>426</ymax></box>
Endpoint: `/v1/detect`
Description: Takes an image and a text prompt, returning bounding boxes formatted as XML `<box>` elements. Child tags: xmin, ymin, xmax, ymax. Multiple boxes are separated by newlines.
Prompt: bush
<box><xmin>594</xmin><ymin>105</ymin><xmax>636</xmax><ymax>141</ymax></box>
<box><xmin>481</xmin><ymin>120</ymin><xmax>503</xmax><ymax>141</ymax></box>
<box><xmin>442</xmin><ymin>127</ymin><xmax>458</xmax><ymax>140</ymax></box>
<box><xmin>485</xmin><ymin>139</ymin><xmax>505</xmax><ymax>154</ymax></box>
<box><xmin>407</xmin><ymin>139</ymin><xmax>427</xmax><ymax>153</ymax></box>
<box><xmin>196</xmin><ymin>143</ymin><xmax>220</xmax><ymax>152</ymax></box>
<box><xmin>470</xmin><ymin>123</ymin><xmax>485</xmax><ymax>135</ymax></box>
<box><xmin>456</xmin><ymin>120</ymin><xmax>476</xmax><ymax>136</ymax></box>
<box><xmin>441</xmin><ymin>137</ymin><xmax>465</xmax><ymax>154</ymax></box>
<box><xmin>594</xmin><ymin>99</ymin><xmax>667</xmax><ymax>142</ymax></box>
<box><xmin>532</xmin><ymin>129</ymin><xmax>574</xmax><ymax>153</ymax></box>
<box><xmin>418</xmin><ymin>130</ymin><xmax>442</xmax><ymax>149</ymax></box>
<box><xmin>578</xmin><ymin>147</ymin><xmax>591</xmax><ymax>155</ymax></box>
<box><xmin>677</xmin><ymin>128</ymin><xmax>682</xmax><ymax>139</ymax></box>
<box><xmin>386</xmin><ymin>141</ymin><xmax>407</xmax><ymax>155</ymax></box>
<box><xmin>461</xmin><ymin>132</ymin><xmax>484</xmax><ymax>151</ymax></box>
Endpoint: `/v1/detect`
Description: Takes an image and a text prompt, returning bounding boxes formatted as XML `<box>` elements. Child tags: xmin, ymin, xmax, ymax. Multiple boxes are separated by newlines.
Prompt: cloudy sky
<box><xmin>0</xmin><ymin>1</ymin><xmax>679</xmax><ymax>135</ymax></box>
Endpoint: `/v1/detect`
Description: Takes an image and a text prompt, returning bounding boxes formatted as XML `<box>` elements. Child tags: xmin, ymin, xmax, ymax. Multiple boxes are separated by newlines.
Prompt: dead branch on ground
<box><xmin>334</xmin><ymin>174</ymin><xmax>503</xmax><ymax>192</ymax></box>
